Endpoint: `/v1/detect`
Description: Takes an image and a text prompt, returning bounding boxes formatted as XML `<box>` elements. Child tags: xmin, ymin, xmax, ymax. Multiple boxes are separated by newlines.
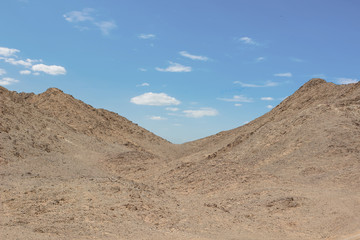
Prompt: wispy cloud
<box><xmin>261</xmin><ymin>97</ymin><xmax>274</xmax><ymax>101</ymax></box>
<box><xmin>63</xmin><ymin>8</ymin><xmax>94</xmax><ymax>23</ymax></box>
<box><xmin>336</xmin><ymin>78</ymin><xmax>359</xmax><ymax>84</ymax></box>
<box><xmin>266</xmin><ymin>105</ymin><xmax>274</xmax><ymax>109</ymax></box>
<box><xmin>94</xmin><ymin>21</ymin><xmax>117</xmax><ymax>35</ymax></box>
<box><xmin>156</xmin><ymin>62</ymin><xmax>191</xmax><ymax>73</ymax></box>
<box><xmin>149</xmin><ymin>116</ymin><xmax>167</xmax><ymax>120</ymax></box>
<box><xmin>274</xmin><ymin>72</ymin><xmax>292</xmax><ymax>77</ymax></box>
<box><xmin>179</xmin><ymin>51</ymin><xmax>209</xmax><ymax>61</ymax></box>
<box><xmin>0</xmin><ymin>68</ymin><xmax>6</xmax><ymax>75</ymax></box>
<box><xmin>0</xmin><ymin>57</ymin><xmax>40</xmax><ymax>67</ymax></box>
<box><xmin>183</xmin><ymin>108</ymin><xmax>218</xmax><ymax>118</ymax></box>
<box><xmin>19</xmin><ymin>70</ymin><xmax>31</xmax><ymax>75</ymax></box>
<box><xmin>218</xmin><ymin>95</ymin><xmax>253</xmax><ymax>103</ymax></box>
<box><xmin>138</xmin><ymin>68</ymin><xmax>147</xmax><ymax>72</ymax></box>
<box><xmin>234</xmin><ymin>103</ymin><xmax>242</xmax><ymax>107</ymax></box>
<box><xmin>234</xmin><ymin>81</ymin><xmax>278</xmax><ymax>88</ymax></box>
<box><xmin>63</xmin><ymin>8</ymin><xmax>117</xmax><ymax>35</ymax></box>
<box><xmin>138</xmin><ymin>34</ymin><xmax>156</xmax><ymax>39</ymax></box>
<box><xmin>136</xmin><ymin>82</ymin><xmax>150</xmax><ymax>87</ymax></box>
<box><xmin>0</xmin><ymin>47</ymin><xmax>20</xmax><ymax>57</ymax></box>
<box><xmin>0</xmin><ymin>77</ymin><xmax>19</xmax><ymax>86</ymax></box>
<box><xmin>32</xmin><ymin>64</ymin><xmax>66</xmax><ymax>75</ymax></box>
<box><xmin>290</xmin><ymin>57</ymin><xmax>303</xmax><ymax>63</ymax></box>
<box><xmin>130</xmin><ymin>92</ymin><xmax>181</xmax><ymax>106</ymax></box>
<box><xmin>256</xmin><ymin>57</ymin><xmax>265</xmax><ymax>62</ymax></box>
<box><xmin>165</xmin><ymin>107</ymin><xmax>179</xmax><ymax>112</ymax></box>
<box><xmin>238</xmin><ymin>36</ymin><xmax>257</xmax><ymax>45</ymax></box>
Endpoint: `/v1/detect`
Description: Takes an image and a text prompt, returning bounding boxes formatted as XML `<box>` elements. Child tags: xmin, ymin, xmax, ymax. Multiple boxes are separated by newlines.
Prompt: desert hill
<box><xmin>1</xmin><ymin>79</ymin><xmax>360</xmax><ymax>239</ymax></box>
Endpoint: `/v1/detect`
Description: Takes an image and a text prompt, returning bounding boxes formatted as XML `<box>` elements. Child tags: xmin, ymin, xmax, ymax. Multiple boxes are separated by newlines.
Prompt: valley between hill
<box><xmin>1</xmin><ymin>79</ymin><xmax>360</xmax><ymax>239</ymax></box>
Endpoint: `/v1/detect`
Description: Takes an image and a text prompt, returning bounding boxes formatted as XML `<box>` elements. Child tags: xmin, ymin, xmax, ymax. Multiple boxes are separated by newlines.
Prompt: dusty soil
<box><xmin>1</xmin><ymin>79</ymin><xmax>360</xmax><ymax>239</ymax></box>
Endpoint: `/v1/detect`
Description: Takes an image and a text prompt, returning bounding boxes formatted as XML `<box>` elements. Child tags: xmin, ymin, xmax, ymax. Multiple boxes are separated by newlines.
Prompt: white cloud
<box><xmin>234</xmin><ymin>103</ymin><xmax>242</xmax><ymax>107</ymax></box>
<box><xmin>267</xmin><ymin>105</ymin><xmax>274</xmax><ymax>109</ymax></box>
<box><xmin>63</xmin><ymin>8</ymin><xmax>94</xmax><ymax>23</ymax></box>
<box><xmin>218</xmin><ymin>95</ymin><xmax>253</xmax><ymax>103</ymax></box>
<box><xmin>156</xmin><ymin>62</ymin><xmax>191</xmax><ymax>73</ymax></box>
<box><xmin>138</xmin><ymin>34</ymin><xmax>156</xmax><ymax>39</ymax></box>
<box><xmin>95</xmin><ymin>21</ymin><xmax>117</xmax><ymax>35</ymax></box>
<box><xmin>0</xmin><ymin>47</ymin><xmax>20</xmax><ymax>57</ymax></box>
<box><xmin>20</xmin><ymin>70</ymin><xmax>31</xmax><ymax>75</ymax></box>
<box><xmin>32</xmin><ymin>64</ymin><xmax>66</xmax><ymax>75</ymax></box>
<box><xmin>179</xmin><ymin>51</ymin><xmax>209</xmax><ymax>61</ymax></box>
<box><xmin>234</xmin><ymin>81</ymin><xmax>278</xmax><ymax>88</ymax></box>
<box><xmin>261</xmin><ymin>97</ymin><xmax>274</xmax><ymax>101</ymax></box>
<box><xmin>336</xmin><ymin>78</ymin><xmax>359</xmax><ymax>85</ymax></box>
<box><xmin>238</xmin><ymin>37</ymin><xmax>256</xmax><ymax>45</ymax></box>
<box><xmin>137</xmin><ymin>82</ymin><xmax>149</xmax><ymax>87</ymax></box>
<box><xmin>138</xmin><ymin>68</ymin><xmax>147</xmax><ymax>72</ymax></box>
<box><xmin>33</xmin><ymin>72</ymin><xmax>40</xmax><ymax>76</ymax></box>
<box><xmin>274</xmin><ymin>72</ymin><xmax>292</xmax><ymax>77</ymax></box>
<box><xmin>0</xmin><ymin>77</ymin><xmax>19</xmax><ymax>86</ymax></box>
<box><xmin>150</xmin><ymin>116</ymin><xmax>167</xmax><ymax>120</ymax></box>
<box><xmin>130</xmin><ymin>92</ymin><xmax>181</xmax><ymax>106</ymax></box>
<box><xmin>183</xmin><ymin>108</ymin><xmax>218</xmax><ymax>118</ymax></box>
<box><xmin>0</xmin><ymin>68</ymin><xmax>6</xmax><ymax>75</ymax></box>
<box><xmin>166</xmin><ymin>107</ymin><xmax>179</xmax><ymax>112</ymax></box>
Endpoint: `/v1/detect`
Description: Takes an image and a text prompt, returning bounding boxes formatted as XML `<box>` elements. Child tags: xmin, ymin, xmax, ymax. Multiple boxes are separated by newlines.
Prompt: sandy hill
<box><xmin>1</xmin><ymin>79</ymin><xmax>360</xmax><ymax>240</ymax></box>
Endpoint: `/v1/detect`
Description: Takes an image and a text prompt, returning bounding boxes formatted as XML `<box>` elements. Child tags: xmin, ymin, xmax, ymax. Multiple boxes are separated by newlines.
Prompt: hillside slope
<box><xmin>151</xmin><ymin>79</ymin><xmax>360</xmax><ymax>239</ymax></box>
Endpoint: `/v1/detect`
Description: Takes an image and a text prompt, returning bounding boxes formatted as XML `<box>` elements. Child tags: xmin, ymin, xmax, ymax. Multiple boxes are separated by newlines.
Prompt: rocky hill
<box><xmin>1</xmin><ymin>79</ymin><xmax>360</xmax><ymax>240</ymax></box>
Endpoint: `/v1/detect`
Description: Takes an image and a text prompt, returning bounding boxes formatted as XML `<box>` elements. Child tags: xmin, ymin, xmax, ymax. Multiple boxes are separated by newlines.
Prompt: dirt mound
<box><xmin>1</xmin><ymin>79</ymin><xmax>360</xmax><ymax>239</ymax></box>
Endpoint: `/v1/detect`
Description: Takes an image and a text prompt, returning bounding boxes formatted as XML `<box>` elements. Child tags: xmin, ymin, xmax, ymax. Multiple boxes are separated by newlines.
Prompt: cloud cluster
<box><xmin>130</xmin><ymin>92</ymin><xmax>181</xmax><ymax>106</ymax></box>
<box><xmin>0</xmin><ymin>77</ymin><xmax>19</xmax><ymax>86</ymax></box>
<box><xmin>156</xmin><ymin>62</ymin><xmax>191</xmax><ymax>73</ymax></box>
<box><xmin>179</xmin><ymin>51</ymin><xmax>209</xmax><ymax>61</ymax></box>
<box><xmin>0</xmin><ymin>46</ymin><xmax>67</xmax><ymax>86</ymax></box>
<box><xmin>64</xmin><ymin>8</ymin><xmax>117</xmax><ymax>35</ymax></box>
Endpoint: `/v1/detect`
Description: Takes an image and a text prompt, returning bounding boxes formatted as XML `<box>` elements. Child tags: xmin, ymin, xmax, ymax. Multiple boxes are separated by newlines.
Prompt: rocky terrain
<box><xmin>1</xmin><ymin>79</ymin><xmax>359</xmax><ymax>239</ymax></box>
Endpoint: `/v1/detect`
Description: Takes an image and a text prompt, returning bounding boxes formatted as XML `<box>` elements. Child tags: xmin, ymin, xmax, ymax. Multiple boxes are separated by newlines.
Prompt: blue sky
<box><xmin>1</xmin><ymin>0</ymin><xmax>359</xmax><ymax>143</ymax></box>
